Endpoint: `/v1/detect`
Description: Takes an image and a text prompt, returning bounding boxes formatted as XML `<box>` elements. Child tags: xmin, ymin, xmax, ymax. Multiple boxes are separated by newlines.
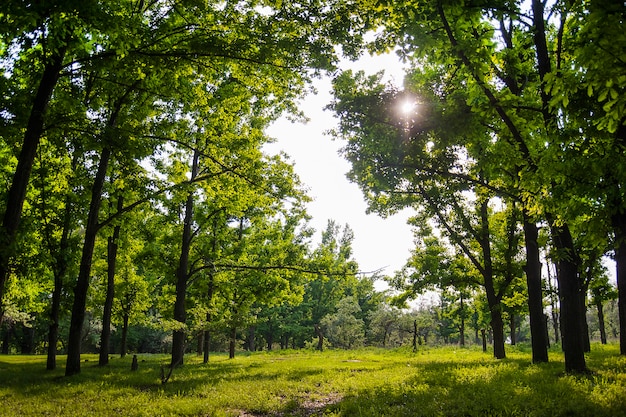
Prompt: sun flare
<box><xmin>400</xmin><ymin>100</ymin><xmax>416</xmax><ymax>115</ymax></box>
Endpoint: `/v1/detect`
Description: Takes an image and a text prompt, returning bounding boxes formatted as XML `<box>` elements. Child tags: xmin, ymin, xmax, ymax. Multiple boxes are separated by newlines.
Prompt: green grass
<box><xmin>1</xmin><ymin>344</ymin><xmax>625</xmax><ymax>416</ymax></box>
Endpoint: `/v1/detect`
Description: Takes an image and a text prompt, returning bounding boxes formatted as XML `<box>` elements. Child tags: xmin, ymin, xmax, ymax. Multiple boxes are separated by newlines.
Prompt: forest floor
<box><xmin>1</xmin><ymin>344</ymin><xmax>625</xmax><ymax>416</ymax></box>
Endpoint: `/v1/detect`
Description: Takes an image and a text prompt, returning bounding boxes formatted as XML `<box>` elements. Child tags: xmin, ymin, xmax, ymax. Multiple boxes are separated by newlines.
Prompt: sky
<box><xmin>264</xmin><ymin>52</ymin><xmax>415</xmax><ymax>279</ymax></box>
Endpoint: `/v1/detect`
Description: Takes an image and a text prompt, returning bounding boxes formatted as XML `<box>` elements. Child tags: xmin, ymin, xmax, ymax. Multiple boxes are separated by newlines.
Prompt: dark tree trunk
<box><xmin>459</xmin><ymin>294</ymin><xmax>465</xmax><ymax>347</ymax></box>
<box><xmin>20</xmin><ymin>324</ymin><xmax>35</xmax><ymax>354</ymax></box>
<box><xmin>203</xmin><ymin>273</ymin><xmax>214</xmax><ymax>364</ymax></box>
<box><xmin>203</xmin><ymin>329</ymin><xmax>211</xmax><ymax>363</ymax></box>
<box><xmin>523</xmin><ymin>217</ymin><xmax>549</xmax><ymax>362</ymax></box>
<box><xmin>0</xmin><ymin>49</ymin><xmax>66</xmax><ymax>322</ymax></box>
<box><xmin>479</xmin><ymin>199</ymin><xmax>506</xmax><ymax>359</ymax></box>
<box><xmin>547</xmin><ymin>265</ymin><xmax>561</xmax><ymax>345</ymax></box>
<box><xmin>314</xmin><ymin>324</ymin><xmax>324</xmax><ymax>351</ymax></box>
<box><xmin>509</xmin><ymin>315</ymin><xmax>516</xmax><ymax>346</ymax></box>
<box><xmin>46</xmin><ymin>189</ymin><xmax>74</xmax><ymax>371</ymax></box>
<box><xmin>267</xmin><ymin>329</ymin><xmax>274</xmax><ymax>351</ymax></box>
<box><xmin>197</xmin><ymin>332</ymin><xmax>203</xmax><ymax>356</ymax></box>
<box><xmin>65</xmin><ymin>147</ymin><xmax>112</xmax><ymax>376</ymax></box>
<box><xmin>481</xmin><ymin>329</ymin><xmax>487</xmax><ymax>352</ymax></box>
<box><xmin>1</xmin><ymin>324</ymin><xmax>11</xmax><ymax>354</ymax></box>
<box><xmin>229</xmin><ymin>327</ymin><xmax>237</xmax><ymax>359</ymax></box>
<box><xmin>99</xmin><ymin>197</ymin><xmax>123</xmax><ymax>366</ymax></box>
<box><xmin>247</xmin><ymin>326</ymin><xmax>256</xmax><ymax>351</ymax></box>
<box><xmin>171</xmin><ymin>150</ymin><xmax>199</xmax><ymax>368</ymax></box>
<box><xmin>550</xmin><ymin>222</ymin><xmax>587</xmax><ymax>373</ymax></box>
<box><xmin>612</xmin><ymin>210</ymin><xmax>626</xmax><ymax>355</ymax></box>
<box><xmin>596</xmin><ymin>300</ymin><xmax>607</xmax><ymax>344</ymax></box>
<box><xmin>413</xmin><ymin>320</ymin><xmax>418</xmax><ymax>352</ymax></box>
<box><xmin>121</xmin><ymin>313</ymin><xmax>129</xmax><ymax>358</ymax></box>
<box><xmin>580</xmin><ymin>291</ymin><xmax>591</xmax><ymax>353</ymax></box>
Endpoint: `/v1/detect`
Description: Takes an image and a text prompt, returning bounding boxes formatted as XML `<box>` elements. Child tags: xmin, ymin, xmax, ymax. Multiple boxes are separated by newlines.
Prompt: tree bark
<box><xmin>549</xmin><ymin>222</ymin><xmax>587</xmax><ymax>373</ymax></box>
<box><xmin>121</xmin><ymin>313</ymin><xmax>129</xmax><ymax>358</ymax></box>
<box><xmin>523</xmin><ymin>216</ymin><xmax>549</xmax><ymax>362</ymax></box>
<box><xmin>99</xmin><ymin>196</ymin><xmax>123</xmax><ymax>366</ymax></box>
<box><xmin>0</xmin><ymin>49</ymin><xmax>66</xmax><ymax>322</ymax></box>
<box><xmin>170</xmin><ymin>149</ymin><xmax>200</xmax><ymax>368</ymax></box>
<box><xmin>65</xmin><ymin>147</ymin><xmax>112</xmax><ymax>376</ymax></box>
<box><xmin>459</xmin><ymin>294</ymin><xmax>466</xmax><ymax>347</ymax></box>
<box><xmin>229</xmin><ymin>327</ymin><xmax>237</xmax><ymax>359</ymax></box>
<box><xmin>612</xmin><ymin>210</ymin><xmax>626</xmax><ymax>355</ymax></box>
<box><xmin>596</xmin><ymin>300</ymin><xmax>607</xmax><ymax>344</ymax></box>
<box><xmin>46</xmin><ymin>188</ymin><xmax>74</xmax><ymax>371</ymax></box>
<box><xmin>314</xmin><ymin>324</ymin><xmax>324</xmax><ymax>351</ymax></box>
<box><xmin>478</xmin><ymin>199</ymin><xmax>506</xmax><ymax>359</ymax></box>
<box><xmin>547</xmin><ymin>265</ymin><xmax>560</xmax><ymax>345</ymax></box>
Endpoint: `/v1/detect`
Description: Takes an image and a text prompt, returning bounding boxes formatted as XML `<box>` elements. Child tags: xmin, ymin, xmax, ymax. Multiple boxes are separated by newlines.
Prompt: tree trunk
<box><xmin>481</xmin><ymin>329</ymin><xmax>487</xmax><ymax>352</ymax></box>
<box><xmin>547</xmin><ymin>265</ymin><xmax>561</xmax><ymax>345</ymax></box>
<box><xmin>247</xmin><ymin>326</ymin><xmax>256</xmax><ymax>351</ymax></box>
<box><xmin>0</xmin><ymin>49</ymin><xmax>66</xmax><ymax>322</ymax></box>
<box><xmin>580</xmin><ymin>291</ymin><xmax>591</xmax><ymax>353</ymax></box>
<box><xmin>203</xmin><ymin>329</ymin><xmax>211</xmax><ymax>364</ymax></box>
<box><xmin>459</xmin><ymin>294</ymin><xmax>465</xmax><ymax>347</ymax></box>
<box><xmin>413</xmin><ymin>320</ymin><xmax>418</xmax><ymax>352</ymax></box>
<box><xmin>522</xmin><ymin>216</ymin><xmax>549</xmax><ymax>362</ymax></box>
<box><xmin>229</xmin><ymin>327</ymin><xmax>237</xmax><ymax>359</ymax></box>
<box><xmin>612</xmin><ymin>210</ymin><xmax>626</xmax><ymax>355</ymax></box>
<box><xmin>99</xmin><ymin>197</ymin><xmax>123</xmax><ymax>366</ymax></box>
<box><xmin>596</xmin><ymin>300</ymin><xmax>607</xmax><ymax>344</ymax></box>
<box><xmin>509</xmin><ymin>315</ymin><xmax>516</xmax><ymax>346</ymax></box>
<box><xmin>121</xmin><ymin>313</ymin><xmax>129</xmax><ymax>358</ymax></box>
<box><xmin>2</xmin><ymin>323</ymin><xmax>11</xmax><ymax>354</ymax></box>
<box><xmin>314</xmin><ymin>324</ymin><xmax>324</xmax><ymax>351</ymax></box>
<box><xmin>171</xmin><ymin>149</ymin><xmax>200</xmax><ymax>368</ymax></box>
<box><xmin>46</xmin><ymin>188</ymin><xmax>74</xmax><ymax>371</ymax></box>
<box><xmin>479</xmin><ymin>199</ymin><xmax>506</xmax><ymax>359</ymax></box>
<box><xmin>65</xmin><ymin>147</ymin><xmax>112</xmax><ymax>376</ymax></box>
<box><xmin>267</xmin><ymin>329</ymin><xmax>274</xmax><ymax>351</ymax></box>
<box><xmin>549</xmin><ymin>222</ymin><xmax>587</xmax><ymax>373</ymax></box>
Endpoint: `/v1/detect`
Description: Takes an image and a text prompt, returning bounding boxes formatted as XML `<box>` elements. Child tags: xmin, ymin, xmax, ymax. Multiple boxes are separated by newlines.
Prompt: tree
<box><xmin>305</xmin><ymin>221</ymin><xmax>360</xmax><ymax>351</ymax></box>
<box><xmin>320</xmin><ymin>296</ymin><xmax>365</xmax><ymax>349</ymax></box>
<box><xmin>332</xmin><ymin>0</ymin><xmax>622</xmax><ymax>372</ymax></box>
<box><xmin>589</xmin><ymin>274</ymin><xmax>618</xmax><ymax>345</ymax></box>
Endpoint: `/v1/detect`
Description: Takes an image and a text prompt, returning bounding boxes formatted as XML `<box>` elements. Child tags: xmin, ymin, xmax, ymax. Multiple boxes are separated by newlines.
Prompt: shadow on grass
<box><xmin>330</xmin><ymin>356</ymin><xmax>626</xmax><ymax>417</ymax></box>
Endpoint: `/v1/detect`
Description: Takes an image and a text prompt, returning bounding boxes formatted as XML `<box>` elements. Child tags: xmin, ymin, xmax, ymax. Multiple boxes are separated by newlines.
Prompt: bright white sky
<box><xmin>265</xmin><ymin>52</ymin><xmax>415</xmax><ymax>278</ymax></box>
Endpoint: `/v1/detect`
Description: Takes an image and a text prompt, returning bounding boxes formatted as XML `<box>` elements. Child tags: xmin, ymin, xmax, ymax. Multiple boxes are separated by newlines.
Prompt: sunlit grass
<box><xmin>1</xmin><ymin>344</ymin><xmax>625</xmax><ymax>416</ymax></box>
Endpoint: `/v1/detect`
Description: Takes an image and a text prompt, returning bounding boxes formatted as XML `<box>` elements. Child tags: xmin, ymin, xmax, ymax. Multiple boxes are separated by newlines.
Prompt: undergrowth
<box><xmin>0</xmin><ymin>344</ymin><xmax>625</xmax><ymax>416</ymax></box>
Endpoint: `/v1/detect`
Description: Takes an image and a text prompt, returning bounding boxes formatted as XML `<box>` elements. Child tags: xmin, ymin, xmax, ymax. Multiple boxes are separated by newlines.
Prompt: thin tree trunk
<box><xmin>478</xmin><ymin>199</ymin><xmax>506</xmax><ymax>359</ymax></box>
<box><xmin>99</xmin><ymin>196</ymin><xmax>123</xmax><ymax>366</ymax></box>
<box><xmin>170</xmin><ymin>149</ymin><xmax>200</xmax><ymax>368</ymax></box>
<box><xmin>41</xmin><ymin>152</ymin><xmax>78</xmax><ymax>371</ymax></box>
<box><xmin>612</xmin><ymin>210</ymin><xmax>626</xmax><ymax>355</ymax></box>
<box><xmin>459</xmin><ymin>294</ymin><xmax>465</xmax><ymax>347</ymax></box>
<box><xmin>509</xmin><ymin>315</ymin><xmax>516</xmax><ymax>346</ymax></box>
<box><xmin>314</xmin><ymin>324</ymin><xmax>324</xmax><ymax>351</ymax></box>
<box><xmin>65</xmin><ymin>147</ymin><xmax>112</xmax><ymax>376</ymax></box>
<box><xmin>229</xmin><ymin>327</ymin><xmax>237</xmax><ymax>359</ymax></box>
<box><xmin>596</xmin><ymin>300</ymin><xmax>607</xmax><ymax>344</ymax></box>
<box><xmin>0</xmin><ymin>49</ymin><xmax>66</xmax><ymax>322</ymax></box>
<box><xmin>203</xmin><ymin>329</ymin><xmax>211</xmax><ymax>363</ymax></box>
<box><xmin>247</xmin><ymin>326</ymin><xmax>256</xmax><ymax>351</ymax></box>
<box><xmin>121</xmin><ymin>313</ymin><xmax>129</xmax><ymax>358</ymax></box>
<box><xmin>481</xmin><ymin>329</ymin><xmax>487</xmax><ymax>352</ymax></box>
<box><xmin>547</xmin><ymin>264</ymin><xmax>560</xmax><ymax>345</ymax></box>
<box><xmin>523</xmin><ymin>216</ymin><xmax>549</xmax><ymax>362</ymax></box>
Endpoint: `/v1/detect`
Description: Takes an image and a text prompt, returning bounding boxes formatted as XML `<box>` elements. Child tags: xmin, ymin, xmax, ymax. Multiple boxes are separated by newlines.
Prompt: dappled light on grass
<box><xmin>0</xmin><ymin>345</ymin><xmax>625</xmax><ymax>416</ymax></box>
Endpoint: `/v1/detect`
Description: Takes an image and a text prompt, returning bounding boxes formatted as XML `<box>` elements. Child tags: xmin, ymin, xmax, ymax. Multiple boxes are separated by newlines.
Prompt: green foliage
<box><xmin>1</xmin><ymin>345</ymin><xmax>625</xmax><ymax>416</ymax></box>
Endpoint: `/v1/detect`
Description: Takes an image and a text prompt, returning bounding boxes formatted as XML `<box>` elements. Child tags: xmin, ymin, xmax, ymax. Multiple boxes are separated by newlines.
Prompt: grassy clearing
<box><xmin>1</xmin><ymin>344</ymin><xmax>625</xmax><ymax>416</ymax></box>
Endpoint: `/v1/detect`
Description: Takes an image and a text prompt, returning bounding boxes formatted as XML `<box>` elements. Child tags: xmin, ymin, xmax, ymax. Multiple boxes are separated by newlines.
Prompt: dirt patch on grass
<box><xmin>236</xmin><ymin>392</ymin><xmax>343</xmax><ymax>417</ymax></box>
